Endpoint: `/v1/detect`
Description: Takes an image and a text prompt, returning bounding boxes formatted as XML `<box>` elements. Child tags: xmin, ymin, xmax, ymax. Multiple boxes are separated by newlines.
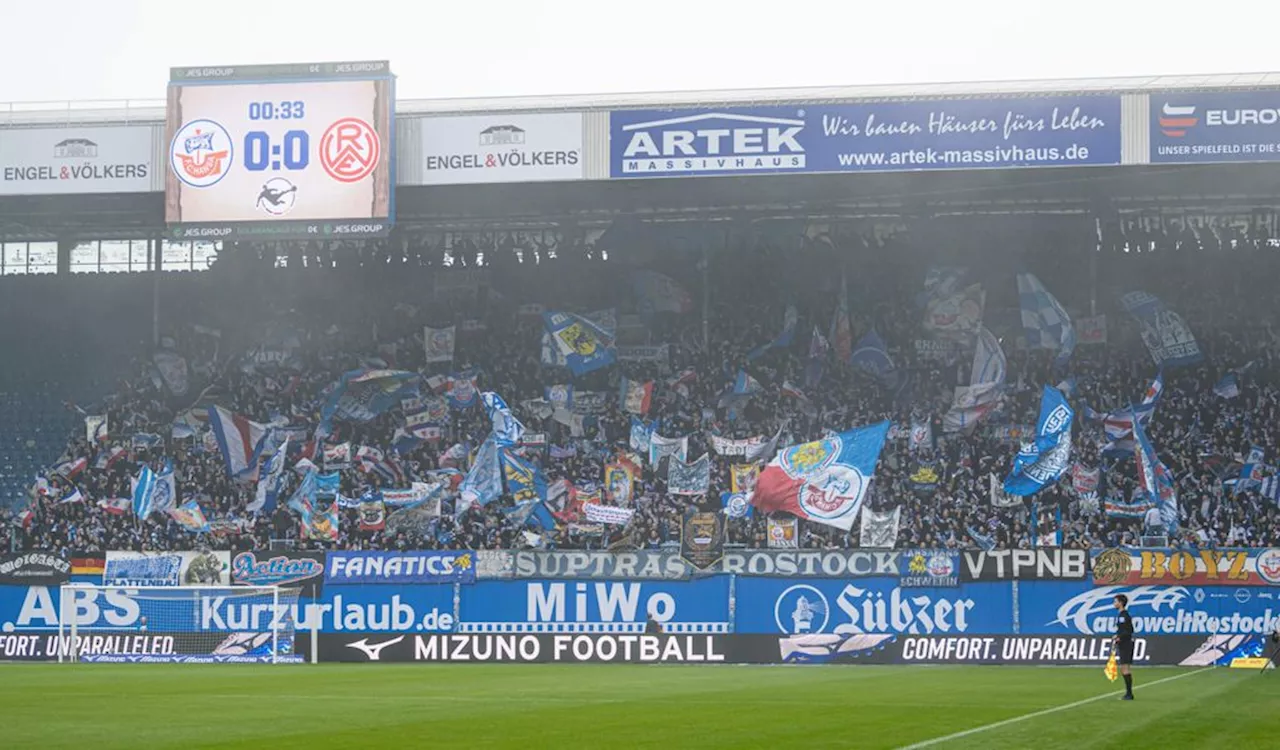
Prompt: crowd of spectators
<box><xmin>3</xmin><ymin>213</ymin><xmax>1280</xmax><ymax>558</ymax></box>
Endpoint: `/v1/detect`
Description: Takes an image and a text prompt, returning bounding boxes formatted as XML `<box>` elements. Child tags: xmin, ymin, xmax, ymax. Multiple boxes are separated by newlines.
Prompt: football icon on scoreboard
<box><xmin>171</xmin><ymin>119</ymin><xmax>234</xmax><ymax>188</ymax></box>
<box><xmin>256</xmin><ymin>178</ymin><xmax>298</xmax><ymax>216</ymax></box>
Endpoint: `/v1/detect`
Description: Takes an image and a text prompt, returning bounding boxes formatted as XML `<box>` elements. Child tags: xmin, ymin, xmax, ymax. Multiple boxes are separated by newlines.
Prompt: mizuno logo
<box><xmin>346</xmin><ymin>636</ymin><xmax>405</xmax><ymax>661</ymax></box>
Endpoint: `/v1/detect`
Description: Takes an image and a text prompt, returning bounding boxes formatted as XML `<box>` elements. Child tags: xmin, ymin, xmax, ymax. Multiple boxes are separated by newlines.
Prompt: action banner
<box><xmin>231</xmin><ymin>550</ymin><xmax>325</xmax><ymax>593</ymax></box>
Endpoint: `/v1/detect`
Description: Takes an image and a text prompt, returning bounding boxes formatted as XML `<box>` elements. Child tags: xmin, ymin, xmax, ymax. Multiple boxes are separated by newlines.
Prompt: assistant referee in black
<box><xmin>1113</xmin><ymin>594</ymin><xmax>1135</xmax><ymax>700</ymax></box>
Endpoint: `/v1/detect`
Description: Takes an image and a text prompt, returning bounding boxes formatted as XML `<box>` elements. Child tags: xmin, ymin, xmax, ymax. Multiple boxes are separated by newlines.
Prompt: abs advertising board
<box><xmin>0</xmin><ymin>582</ymin><xmax>456</xmax><ymax>635</ymax></box>
<box><xmin>0</xmin><ymin>126</ymin><xmax>154</xmax><ymax>195</ymax></box>
<box><xmin>609</xmin><ymin>96</ymin><xmax>1121</xmax><ymax>178</ymax></box>
<box><xmin>1150</xmin><ymin>91</ymin><xmax>1280</xmax><ymax>164</ymax></box>
<box><xmin>457</xmin><ymin>577</ymin><xmax>730</xmax><ymax>633</ymax></box>
<box><xmin>416</xmin><ymin>113</ymin><xmax>583</xmax><ymax>185</ymax></box>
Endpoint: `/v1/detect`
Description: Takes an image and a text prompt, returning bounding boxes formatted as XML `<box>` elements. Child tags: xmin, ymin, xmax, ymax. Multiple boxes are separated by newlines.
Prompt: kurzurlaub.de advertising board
<box><xmin>1150</xmin><ymin>91</ymin><xmax>1280</xmax><ymax>164</ymax></box>
<box><xmin>609</xmin><ymin>97</ymin><xmax>1121</xmax><ymax>178</ymax></box>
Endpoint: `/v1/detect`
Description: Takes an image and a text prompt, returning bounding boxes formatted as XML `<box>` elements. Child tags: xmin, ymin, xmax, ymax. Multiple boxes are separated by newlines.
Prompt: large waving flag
<box><xmin>320</xmin><ymin>369</ymin><xmax>420</xmax><ymax>432</ymax></box>
<box><xmin>1133</xmin><ymin>405</ymin><xmax>1179</xmax><ymax>532</ymax></box>
<box><xmin>249</xmin><ymin>438</ymin><xmax>289</xmax><ymax>514</ymax></box>
<box><xmin>751</xmin><ymin>421</ymin><xmax>891</xmax><ymax>531</ymax></box>
<box><xmin>459</xmin><ymin>436</ymin><xmax>503</xmax><ymax>509</ymax></box>
<box><xmin>167</xmin><ymin>499</ymin><xmax>210</xmax><ymax>533</ymax></box>
<box><xmin>131</xmin><ymin>460</ymin><xmax>176</xmax><ymax>519</ymax></box>
<box><xmin>481</xmin><ymin>392</ymin><xmax>525</xmax><ymax>446</ymax></box>
<box><xmin>1004</xmin><ymin>386</ymin><xmax>1074</xmax><ymax>496</ymax></box>
<box><xmin>850</xmin><ymin>329</ymin><xmax>897</xmax><ymax>386</ymax></box>
<box><xmin>829</xmin><ymin>276</ymin><xmax>853</xmax><ymax>363</ymax></box>
<box><xmin>1121</xmin><ymin>291</ymin><xmax>1202</xmax><ymax>368</ymax></box>
<box><xmin>542</xmin><ymin>311</ymin><xmax>616</xmax><ymax>376</ymax></box>
<box><xmin>1017</xmin><ymin>273</ymin><xmax>1076</xmax><ymax>365</ymax></box>
<box><xmin>501</xmin><ymin>449</ymin><xmax>548</xmax><ymax>506</ymax></box>
<box><xmin>209</xmin><ymin>406</ymin><xmax>269</xmax><ymax>479</ymax></box>
<box><xmin>943</xmin><ymin>326</ymin><xmax>1006</xmax><ymax>432</ymax></box>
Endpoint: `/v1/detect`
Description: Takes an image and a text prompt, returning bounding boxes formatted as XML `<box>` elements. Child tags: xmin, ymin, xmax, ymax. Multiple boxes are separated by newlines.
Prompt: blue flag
<box><xmin>320</xmin><ymin>369</ymin><xmax>420</xmax><ymax>433</ymax></box>
<box><xmin>1121</xmin><ymin>291</ymin><xmax>1202</xmax><ymax>368</ymax></box>
<box><xmin>1017</xmin><ymin>273</ymin><xmax>1076</xmax><ymax>366</ymax></box>
<box><xmin>482</xmin><ymin>391</ymin><xmax>525</xmax><ymax>446</ymax></box>
<box><xmin>850</xmin><ymin>329</ymin><xmax>898</xmax><ymax>386</ymax></box>
<box><xmin>132</xmin><ymin>465</ymin><xmax>157</xmax><ymax>518</ymax></box>
<box><xmin>1004</xmin><ymin>386</ymin><xmax>1074</xmax><ymax>496</ymax></box>
<box><xmin>1133</xmin><ymin>403</ymin><xmax>1179</xmax><ymax>532</ymax></box>
<box><xmin>542</xmin><ymin>311</ymin><xmax>616</xmax><ymax>376</ymax></box>
<box><xmin>459</xmin><ymin>436</ymin><xmax>503</xmax><ymax>509</ymax></box>
<box><xmin>721</xmin><ymin>491</ymin><xmax>753</xmax><ymax>519</ymax></box>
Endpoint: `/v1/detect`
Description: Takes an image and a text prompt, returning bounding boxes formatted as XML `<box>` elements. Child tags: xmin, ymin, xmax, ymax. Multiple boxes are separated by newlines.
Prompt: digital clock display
<box><xmin>164</xmin><ymin>61</ymin><xmax>394</xmax><ymax>240</ymax></box>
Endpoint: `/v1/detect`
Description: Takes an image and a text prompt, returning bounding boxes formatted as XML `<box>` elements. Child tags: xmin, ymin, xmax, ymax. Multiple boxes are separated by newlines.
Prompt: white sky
<box><xmin>1</xmin><ymin>0</ymin><xmax>1275</xmax><ymax>104</ymax></box>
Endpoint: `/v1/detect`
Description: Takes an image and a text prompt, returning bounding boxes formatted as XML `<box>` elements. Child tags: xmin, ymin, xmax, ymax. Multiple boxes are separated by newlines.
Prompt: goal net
<box><xmin>57</xmin><ymin>585</ymin><xmax>304</xmax><ymax>663</ymax></box>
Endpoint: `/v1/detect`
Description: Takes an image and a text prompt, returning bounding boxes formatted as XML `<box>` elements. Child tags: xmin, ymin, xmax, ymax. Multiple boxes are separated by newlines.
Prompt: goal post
<box><xmin>57</xmin><ymin>584</ymin><xmax>306</xmax><ymax>663</ymax></box>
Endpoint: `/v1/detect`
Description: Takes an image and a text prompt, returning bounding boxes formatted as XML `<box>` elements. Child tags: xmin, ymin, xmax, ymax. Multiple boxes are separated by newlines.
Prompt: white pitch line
<box><xmin>894</xmin><ymin>666</ymin><xmax>1215</xmax><ymax>750</ymax></box>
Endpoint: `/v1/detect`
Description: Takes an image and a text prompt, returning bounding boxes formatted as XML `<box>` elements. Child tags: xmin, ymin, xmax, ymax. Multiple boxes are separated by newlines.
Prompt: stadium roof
<box><xmin>4</xmin><ymin>71</ymin><xmax>1280</xmax><ymax>125</ymax></box>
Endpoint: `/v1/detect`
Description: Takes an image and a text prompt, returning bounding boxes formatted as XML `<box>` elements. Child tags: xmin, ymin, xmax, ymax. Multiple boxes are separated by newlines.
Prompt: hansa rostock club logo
<box><xmin>170</xmin><ymin>119</ymin><xmax>233</xmax><ymax>188</ymax></box>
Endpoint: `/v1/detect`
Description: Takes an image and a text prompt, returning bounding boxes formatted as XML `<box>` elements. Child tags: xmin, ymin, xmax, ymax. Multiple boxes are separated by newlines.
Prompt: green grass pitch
<box><xmin>1</xmin><ymin>664</ymin><xmax>1276</xmax><ymax>749</ymax></box>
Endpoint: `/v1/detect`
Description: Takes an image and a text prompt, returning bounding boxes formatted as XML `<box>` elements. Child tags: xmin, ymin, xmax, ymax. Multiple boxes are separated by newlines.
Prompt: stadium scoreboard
<box><xmin>165</xmin><ymin>61</ymin><xmax>394</xmax><ymax>240</ymax></box>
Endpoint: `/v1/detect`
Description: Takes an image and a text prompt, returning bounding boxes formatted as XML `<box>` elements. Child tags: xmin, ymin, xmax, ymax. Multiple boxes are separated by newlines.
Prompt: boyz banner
<box><xmin>610</xmin><ymin>97</ymin><xmax>1121</xmax><ymax>178</ymax></box>
<box><xmin>1120</xmin><ymin>291</ymin><xmax>1202</xmax><ymax>368</ymax></box>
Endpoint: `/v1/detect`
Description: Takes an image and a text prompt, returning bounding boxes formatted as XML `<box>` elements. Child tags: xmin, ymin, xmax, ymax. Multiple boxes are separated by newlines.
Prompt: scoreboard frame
<box><xmin>164</xmin><ymin>60</ymin><xmax>395</xmax><ymax>241</ymax></box>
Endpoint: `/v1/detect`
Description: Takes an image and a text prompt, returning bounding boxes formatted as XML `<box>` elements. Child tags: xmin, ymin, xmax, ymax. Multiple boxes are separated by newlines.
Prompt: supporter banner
<box><xmin>609</xmin><ymin>97</ymin><xmax>1121</xmax><ymax>178</ymax></box>
<box><xmin>0</xmin><ymin>126</ymin><xmax>153</xmax><ymax>195</ymax></box>
<box><xmin>616</xmin><ymin>345</ymin><xmax>669</xmax><ymax>363</ymax></box>
<box><xmin>417</xmin><ymin>113</ymin><xmax>584</xmax><ymax>185</ymax></box>
<box><xmin>960</xmin><ymin>549</ymin><xmax>1089</xmax><ymax>581</ymax></box>
<box><xmin>1019</xmin><ymin>580</ymin><xmax>1280</xmax><ymax>636</ymax></box>
<box><xmin>766</xmin><ymin>518</ymin><xmax>798</xmax><ymax>549</ymax></box>
<box><xmin>900</xmin><ymin>550</ymin><xmax>960</xmax><ymax>587</ymax></box>
<box><xmin>0</xmin><ymin>553</ymin><xmax>71</xmax><ymax>586</ymax></box>
<box><xmin>230</xmin><ymin>551</ymin><xmax>325</xmax><ymax>593</ymax></box>
<box><xmin>474</xmin><ymin>551</ymin><xmax>696</xmax><ymax>580</ymax></box>
<box><xmin>457</xmin><ymin>577</ymin><xmax>731</xmax><ymax>633</ymax></box>
<box><xmin>914</xmin><ymin>339</ymin><xmax>964</xmax><ymax>362</ymax></box>
<box><xmin>720</xmin><ymin>550</ymin><xmax>900</xmax><ymax>577</ymax></box>
<box><xmin>1120</xmin><ymin>291</ymin><xmax>1202</xmax><ymax>368</ymax></box>
<box><xmin>104</xmin><ymin>551</ymin><xmax>231</xmax><ymax>586</ymax></box>
<box><xmin>734</xmin><ymin>577</ymin><xmax>1014</xmax><ymax>635</ymax></box>
<box><xmin>1150</xmin><ymin>91</ymin><xmax>1280</xmax><ymax>164</ymax></box>
<box><xmin>1076</xmin><ymin>314</ymin><xmax>1107</xmax><ymax>345</ymax></box>
<box><xmin>1091</xmin><ymin>547</ymin><xmax>1280</xmax><ymax>587</ymax></box>
<box><xmin>324</xmin><ymin>551</ymin><xmax>476</xmax><ymax>585</ymax></box>
<box><xmin>317</xmin><ymin>633</ymin><xmax>731</xmax><ymax>663</ymax></box>
<box><xmin>680</xmin><ymin>511</ymin><xmax>725</xmax><ymax>570</ymax></box>
<box><xmin>710</xmin><ymin>434</ymin><xmax>768</xmax><ymax>457</ymax></box>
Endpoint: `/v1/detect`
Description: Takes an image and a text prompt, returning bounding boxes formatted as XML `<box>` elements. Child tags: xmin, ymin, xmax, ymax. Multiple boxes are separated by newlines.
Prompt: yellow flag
<box><xmin>1104</xmin><ymin>652</ymin><xmax>1119</xmax><ymax>682</ymax></box>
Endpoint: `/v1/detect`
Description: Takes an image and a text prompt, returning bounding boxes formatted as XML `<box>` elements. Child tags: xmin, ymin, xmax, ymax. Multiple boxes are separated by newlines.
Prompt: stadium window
<box><xmin>192</xmin><ymin>241</ymin><xmax>219</xmax><ymax>270</ymax></box>
<box><xmin>162</xmin><ymin>240</ymin><xmax>194</xmax><ymax>271</ymax></box>
<box><xmin>2</xmin><ymin>242</ymin><xmax>28</xmax><ymax>275</ymax></box>
<box><xmin>99</xmin><ymin>240</ymin><xmax>134</xmax><ymax>273</ymax></box>
<box><xmin>27</xmin><ymin>241</ymin><xmax>57</xmax><ymax>274</ymax></box>
<box><xmin>70</xmin><ymin>241</ymin><xmax>100</xmax><ymax>274</ymax></box>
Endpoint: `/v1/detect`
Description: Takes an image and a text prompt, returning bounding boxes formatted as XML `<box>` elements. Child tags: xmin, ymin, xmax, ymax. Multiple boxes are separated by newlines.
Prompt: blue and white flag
<box><xmin>1004</xmin><ymin>386</ymin><xmax>1073</xmax><ymax>496</ymax></box>
<box><xmin>459</xmin><ymin>436</ymin><xmax>503</xmax><ymax>509</ymax></box>
<box><xmin>1120</xmin><ymin>291</ymin><xmax>1202</xmax><ymax>368</ymax></box>
<box><xmin>943</xmin><ymin>326</ymin><xmax>1006</xmax><ymax>433</ymax></box>
<box><xmin>447</xmin><ymin>371</ymin><xmax>479</xmax><ymax>410</ymax></box>
<box><xmin>320</xmin><ymin>369</ymin><xmax>420</xmax><ymax>432</ymax></box>
<box><xmin>132</xmin><ymin>460</ymin><xmax>176</xmax><ymax>519</ymax></box>
<box><xmin>545</xmin><ymin>384</ymin><xmax>574</xmax><ymax>410</ymax></box>
<box><xmin>482</xmin><ymin>391</ymin><xmax>525</xmax><ymax>446</ymax></box>
<box><xmin>209</xmin><ymin>406</ymin><xmax>269</xmax><ymax>480</ymax></box>
<box><xmin>667</xmin><ymin>454</ymin><xmax>711</xmax><ymax>496</ymax></box>
<box><xmin>629</xmin><ymin>417</ymin><xmax>654</xmax><ymax>454</ymax></box>
<box><xmin>423</xmin><ymin>325</ymin><xmax>456</xmax><ymax>364</ymax></box>
<box><xmin>542</xmin><ymin>311</ymin><xmax>616</xmax><ymax>376</ymax></box>
<box><xmin>850</xmin><ymin>329</ymin><xmax>897</xmax><ymax>386</ymax></box>
<box><xmin>501</xmin><ymin>449</ymin><xmax>548</xmax><ymax>506</ymax></box>
<box><xmin>1017</xmin><ymin>273</ymin><xmax>1076</xmax><ymax>365</ymax></box>
<box><xmin>1133</xmin><ymin>404</ymin><xmax>1179</xmax><ymax>532</ymax></box>
<box><xmin>748</xmin><ymin>305</ymin><xmax>799</xmax><ymax>360</ymax></box>
<box><xmin>721</xmin><ymin>491</ymin><xmax>753</xmax><ymax>519</ymax></box>
<box><xmin>1213</xmin><ymin>373</ymin><xmax>1240</xmax><ymax>399</ymax></box>
<box><xmin>249</xmin><ymin>438</ymin><xmax>289</xmax><ymax>514</ymax></box>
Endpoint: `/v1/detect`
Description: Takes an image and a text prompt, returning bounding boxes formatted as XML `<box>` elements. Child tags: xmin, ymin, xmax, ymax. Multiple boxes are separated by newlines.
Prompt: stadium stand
<box><xmin>4</xmin><ymin>211</ymin><xmax>1279</xmax><ymax>556</ymax></box>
